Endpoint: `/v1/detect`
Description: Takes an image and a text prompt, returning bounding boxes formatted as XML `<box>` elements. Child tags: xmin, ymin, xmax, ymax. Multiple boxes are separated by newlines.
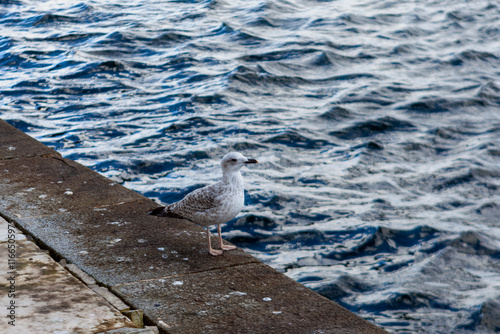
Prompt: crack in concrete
<box><xmin>0</xmin><ymin>152</ymin><xmax>61</xmax><ymax>161</ymax></box>
<box><xmin>46</xmin><ymin>154</ymin><xmax>78</xmax><ymax>169</ymax></box>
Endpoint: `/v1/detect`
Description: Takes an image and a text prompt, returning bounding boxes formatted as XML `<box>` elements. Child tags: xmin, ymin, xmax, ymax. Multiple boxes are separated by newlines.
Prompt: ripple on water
<box><xmin>1</xmin><ymin>0</ymin><xmax>500</xmax><ymax>333</ymax></box>
<box><xmin>329</xmin><ymin>116</ymin><xmax>417</xmax><ymax>140</ymax></box>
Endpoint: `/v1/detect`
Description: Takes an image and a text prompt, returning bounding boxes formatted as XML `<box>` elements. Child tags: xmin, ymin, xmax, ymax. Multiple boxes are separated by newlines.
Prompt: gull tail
<box><xmin>148</xmin><ymin>206</ymin><xmax>166</xmax><ymax>216</ymax></box>
<box><xmin>148</xmin><ymin>206</ymin><xmax>185</xmax><ymax>219</ymax></box>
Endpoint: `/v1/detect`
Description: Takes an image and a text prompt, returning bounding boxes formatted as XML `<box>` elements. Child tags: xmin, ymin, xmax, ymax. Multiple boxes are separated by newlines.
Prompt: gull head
<box><xmin>220</xmin><ymin>152</ymin><xmax>258</xmax><ymax>174</ymax></box>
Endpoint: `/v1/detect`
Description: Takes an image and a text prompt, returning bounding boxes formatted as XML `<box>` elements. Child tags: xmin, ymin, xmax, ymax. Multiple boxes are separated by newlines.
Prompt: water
<box><xmin>1</xmin><ymin>0</ymin><xmax>500</xmax><ymax>332</ymax></box>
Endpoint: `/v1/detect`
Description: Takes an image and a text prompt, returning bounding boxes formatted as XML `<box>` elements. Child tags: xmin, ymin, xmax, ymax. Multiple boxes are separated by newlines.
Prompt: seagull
<box><xmin>148</xmin><ymin>152</ymin><xmax>258</xmax><ymax>256</ymax></box>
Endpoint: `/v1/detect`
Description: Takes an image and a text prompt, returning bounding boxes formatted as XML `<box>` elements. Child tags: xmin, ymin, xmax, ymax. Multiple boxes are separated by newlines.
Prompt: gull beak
<box><xmin>244</xmin><ymin>158</ymin><xmax>258</xmax><ymax>164</ymax></box>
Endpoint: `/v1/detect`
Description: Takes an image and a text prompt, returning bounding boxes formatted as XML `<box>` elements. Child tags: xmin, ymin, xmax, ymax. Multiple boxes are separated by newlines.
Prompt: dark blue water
<box><xmin>2</xmin><ymin>0</ymin><xmax>500</xmax><ymax>332</ymax></box>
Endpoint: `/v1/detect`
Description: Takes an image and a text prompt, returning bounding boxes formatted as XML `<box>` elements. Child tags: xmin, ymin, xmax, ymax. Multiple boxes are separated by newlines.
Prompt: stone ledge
<box><xmin>0</xmin><ymin>119</ymin><xmax>388</xmax><ymax>333</ymax></box>
<box><xmin>62</xmin><ymin>261</ymin><xmax>98</xmax><ymax>285</ymax></box>
<box><xmin>0</xmin><ymin>119</ymin><xmax>61</xmax><ymax>160</ymax></box>
<box><xmin>0</xmin><ymin>155</ymin><xmax>145</xmax><ymax>219</ymax></box>
<box><xmin>99</xmin><ymin>327</ymin><xmax>157</xmax><ymax>334</ymax></box>
<box><xmin>112</xmin><ymin>262</ymin><xmax>385</xmax><ymax>334</ymax></box>
<box><xmin>14</xmin><ymin>200</ymin><xmax>259</xmax><ymax>287</ymax></box>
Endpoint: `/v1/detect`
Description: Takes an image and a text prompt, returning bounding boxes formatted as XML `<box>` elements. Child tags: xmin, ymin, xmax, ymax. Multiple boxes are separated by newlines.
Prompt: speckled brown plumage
<box><xmin>149</xmin><ymin>152</ymin><xmax>258</xmax><ymax>255</ymax></box>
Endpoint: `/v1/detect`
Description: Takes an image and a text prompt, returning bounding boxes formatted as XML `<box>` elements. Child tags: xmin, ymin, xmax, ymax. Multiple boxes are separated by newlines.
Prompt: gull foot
<box><xmin>221</xmin><ymin>244</ymin><xmax>237</xmax><ymax>251</ymax></box>
<box><xmin>209</xmin><ymin>248</ymin><xmax>224</xmax><ymax>256</ymax></box>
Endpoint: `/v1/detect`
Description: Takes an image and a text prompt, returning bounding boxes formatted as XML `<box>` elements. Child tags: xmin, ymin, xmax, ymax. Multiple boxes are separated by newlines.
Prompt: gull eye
<box><xmin>231</xmin><ymin>158</ymin><xmax>237</xmax><ymax>162</ymax></box>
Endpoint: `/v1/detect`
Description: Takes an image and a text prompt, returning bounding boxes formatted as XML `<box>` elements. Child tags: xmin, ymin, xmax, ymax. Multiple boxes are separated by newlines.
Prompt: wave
<box><xmin>262</xmin><ymin>129</ymin><xmax>330</xmax><ymax>149</ymax></box>
<box><xmin>2</xmin><ymin>0</ymin><xmax>500</xmax><ymax>333</ymax></box>
<box><xmin>329</xmin><ymin>116</ymin><xmax>416</xmax><ymax>139</ymax></box>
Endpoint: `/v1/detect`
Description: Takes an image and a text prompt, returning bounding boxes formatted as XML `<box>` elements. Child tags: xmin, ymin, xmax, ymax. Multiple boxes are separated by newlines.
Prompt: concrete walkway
<box><xmin>0</xmin><ymin>216</ymin><xmax>156</xmax><ymax>334</ymax></box>
<box><xmin>0</xmin><ymin>119</ymin><xmax>388</xmax><ymax>333</ymax></box>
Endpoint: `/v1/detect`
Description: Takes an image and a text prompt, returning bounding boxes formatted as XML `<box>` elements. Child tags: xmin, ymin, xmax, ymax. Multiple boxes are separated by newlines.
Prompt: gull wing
<box><xmin>168</xmin><ymin>183</ymin><xmax>224</xmax><ymax>219</ymax></box>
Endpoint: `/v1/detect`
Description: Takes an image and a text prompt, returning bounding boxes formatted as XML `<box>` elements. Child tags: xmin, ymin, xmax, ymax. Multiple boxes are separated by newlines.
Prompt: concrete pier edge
<box><xmin>0</xmin><ymin>119</ymin><xmax>388</xmax><ymax>334</ymax></box>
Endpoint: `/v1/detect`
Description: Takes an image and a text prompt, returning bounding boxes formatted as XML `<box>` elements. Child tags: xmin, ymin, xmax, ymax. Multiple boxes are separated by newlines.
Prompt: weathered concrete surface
<box><xmin>113</xmin><ymin>262</ymin><xmax>379</xmax><ymax>334</ymax></box>
<box><xmin>0</xmin><ymin>217</ymin><xmax>137</xmax><ymax>334</ymax></box>
<box><xmin>15</xmin><ymin>201</ymin><xmax>258</xmax><ymax>286</ymax></box>
<box><xmin>0</xmin><ymin>155</ymin><xmax>145</xmax><ymax>219</ymax></box>
<box><xmin>0</xmin><ymin>119</ymin><xmax>60</xmax><ymax>160</ymax></box>
<box><xmin>0</xmin><ymin>119</ymin><xmax>388</xmax><ymax>333</ymax></box>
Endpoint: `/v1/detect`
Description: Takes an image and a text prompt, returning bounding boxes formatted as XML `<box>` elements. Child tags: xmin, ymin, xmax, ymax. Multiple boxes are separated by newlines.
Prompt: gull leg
<box><xmin>207</xmin><ymin>228</ymin><xmax>223</xmax><ymax>256</ymax></box>
<box><xmin>218</xmin><ymin>224</ymin><xmax>237</xmax><ymax>251</ymax></box>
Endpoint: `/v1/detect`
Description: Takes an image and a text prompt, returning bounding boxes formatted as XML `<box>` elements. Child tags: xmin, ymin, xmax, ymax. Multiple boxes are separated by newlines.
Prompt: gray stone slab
<box><xmin>100</xmin><ymin>328</ymin><xmax>157</xmax><ymax>334</ymax></box>
<box><xmin>112</xmin><ymin>262</ymin><xmax>387</xmax><ymax>334</ymax></box>
<box><xmin>16</xmin><ymin>200</ymin><xmax>258</xmax><ymax>286</ymax></box>
<box><xmin>0</xmin><ymin>155</ymin><xmax>145</xmax><ymax>218</ymax></box>
<box><xmin>0</xmin><ymin>120</ymin><xmax>60</xmax><ymax>160</ymax></box>
<box><xmin>89</xmin><ymin>285</ymin><xmax>131</xmax><ymax>312</ymax></box>
<box><xmin>0</xmin><ymin>217</ymin><xmax>137</xmax><ymax>334</ymax></box>
<box><xmin>64</xmin><ymin>263</ymin><xmax>97</xmax><ymax>285</ymax></box>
